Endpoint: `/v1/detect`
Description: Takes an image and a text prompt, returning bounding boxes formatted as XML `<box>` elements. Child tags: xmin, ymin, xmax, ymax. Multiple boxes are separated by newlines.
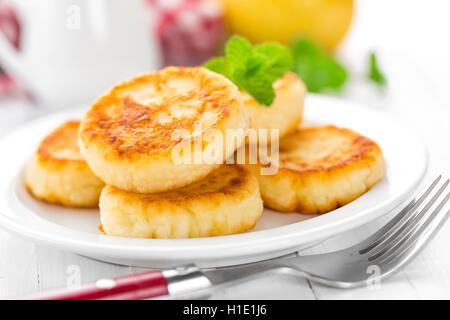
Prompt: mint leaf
<box><xmin>254</xmin><ymin>43</ymin><xmax>293</xmax><ymax>82</ymax></box>
<box><xmin>292</xmin><ymin>38</ymin><xmax>321</xmax><ymax>57</ymax></box>
<box><xmin>204</xmin><ymin>35</ymin><xmax>292</xmax><ymax>106</ymax></box>
<box><xmin>225</xmin><ymin>36</ymin><xmax>252</xmax><ymax>70</ymax></box>
<box><xmin>368</xmin><ymin>52</ymin><xmax>387</xmax><ymax>89</ymax></box>
<box><xmin>204</xmin><ymin>57</ymin><xmax>233</xmax><ymax>80</ymax></box>
<box><xmin>245</xmin><ymin>54</ymin><xmax>266</xmax><ymax>76</ymax></box>
<box><xmin>241</xmin><ymin>75</ymin><xmax>275</xmax><ymax>106</ymax></box>
<box><xmin>291</xmin><ymin>38</ymin><xmax>347</xmax><ymax>93</ymax></box>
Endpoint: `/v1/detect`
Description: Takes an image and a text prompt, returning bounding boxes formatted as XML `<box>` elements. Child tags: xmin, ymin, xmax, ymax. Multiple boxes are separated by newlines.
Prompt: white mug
<box><xmin>0</xmin><ymin>0</ymin><xmax>161</xmax><ymax>108</ymax></box>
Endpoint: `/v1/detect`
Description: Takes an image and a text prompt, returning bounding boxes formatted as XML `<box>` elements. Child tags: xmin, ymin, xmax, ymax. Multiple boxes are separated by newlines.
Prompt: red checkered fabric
<box><xmin>149</xmin><ymin>0</ymin><xmax>225</xmax><ymax>66</ymax></box>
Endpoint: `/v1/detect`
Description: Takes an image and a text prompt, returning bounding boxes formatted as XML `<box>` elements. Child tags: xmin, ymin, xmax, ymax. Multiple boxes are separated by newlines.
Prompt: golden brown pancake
<box><xmin>25</xmin><ymin>120</ymin><xmax>104</xmax><ymax>207</ymax></box>
<box><xmin>244</xmin><ymin>125</ymin><xmax>385</xmax><ymax>214</ymax></box>
<box><xmin>79</xmin><ymin>66</ymin><xmax>249</xmax><ymax>193</ymax></box>
<box><xmin>99</xmin><ymin>165</ymin><xmax>263</xmax><ymax>238</ymax></box>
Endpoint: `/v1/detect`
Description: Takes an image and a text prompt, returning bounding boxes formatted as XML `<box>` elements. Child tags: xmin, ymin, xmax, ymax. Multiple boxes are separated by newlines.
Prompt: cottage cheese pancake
<box><xmin>79</xmin><ymin>67</ymin><xmax>249</xmax><ymax>193</ymax></box>
<box><xmin>245</xmin><ymin>125</ymin><xmax>385</xmax><ymax>214</ymax></box>
<box><xmin>25</xmin><ymin>120</ymin><xmax>104</xmax><ymax>207</ymax></box>
<box><xmin>99</xmin><ymin>165</ymin><xmax>263</xmax><ymax>238</ymax></box>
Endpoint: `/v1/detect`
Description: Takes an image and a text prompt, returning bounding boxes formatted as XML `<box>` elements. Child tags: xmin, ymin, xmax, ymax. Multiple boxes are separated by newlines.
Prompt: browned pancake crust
<box><xmin>278</xmin><ymin>126</ymin><xmax>382</xmax><ymax>173</ymax></box>
<box><xmin>80</xmin><ymin>67</ymin><xmax>241</xmax><ymax>160</ymax></box>
<box><xmin>100</xmin><ymin>165</ymin><xmax>263</xmax><ymax>238</ymax></box>
<box><xmin>245</xmin><ymin>125</ymin><xmax>385</xmax><ymax>214</ymax></box>
<box><xmin>37</xmin><ymin>120</ymin><xmax>84</xmax><ymax>164</ymax></box>
<box><xmin>25</xmin><ymin>120</ymin><xmax>104</xmax><ymax>207</ymax></box>
<box><xmin>105</xmin><ymin>165</ymin><xmax>250</xmax><ymax>203</ymax></box>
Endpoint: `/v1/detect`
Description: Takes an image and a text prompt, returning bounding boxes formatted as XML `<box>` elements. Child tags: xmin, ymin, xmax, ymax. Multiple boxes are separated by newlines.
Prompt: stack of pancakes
<box><xmin>25</xmin><ymin>66</ymin><xmax>385</xmax><ymax>239</ymax></box>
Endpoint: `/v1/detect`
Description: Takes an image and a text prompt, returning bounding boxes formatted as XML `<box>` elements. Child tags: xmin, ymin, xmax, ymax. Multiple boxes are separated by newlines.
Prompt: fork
<box><xmin>31</xmin><ymin>176</ymin><xmax>450</xmax><ymax>299</ymax></box>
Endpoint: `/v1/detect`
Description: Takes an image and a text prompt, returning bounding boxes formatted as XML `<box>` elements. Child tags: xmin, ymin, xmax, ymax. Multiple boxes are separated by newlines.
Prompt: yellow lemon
<box><xmin>219</xmin><ymin>0</ymin><xmax>354</xmax><ymax>50</ymax></box>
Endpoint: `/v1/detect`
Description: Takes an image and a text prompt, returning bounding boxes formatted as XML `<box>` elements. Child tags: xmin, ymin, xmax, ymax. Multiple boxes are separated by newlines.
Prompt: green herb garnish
<box><xmin>291</xmin><ymin>38</ymin><xmax>347</xmax><ymax>93</ymax></box>
<box><xmin>368</xmin><ymin>52</ymin><xmax>387</xmax><ymax>89</ymax></box>
<box><xmin>205</xmin><ymin>36</ymin><xmax>386</xmax><ymax>99</ymax></box>
<box><xmin>204</xmin><ymin>35</ymin><xmax>293</xmax><ymax>106</ymax></box>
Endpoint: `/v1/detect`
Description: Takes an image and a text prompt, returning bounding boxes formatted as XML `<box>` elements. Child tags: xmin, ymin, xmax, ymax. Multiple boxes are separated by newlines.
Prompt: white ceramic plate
<box><xmin>0</xmin><ymin>95</ymin><xmax>427</xmax><ymax>268</ymax></box>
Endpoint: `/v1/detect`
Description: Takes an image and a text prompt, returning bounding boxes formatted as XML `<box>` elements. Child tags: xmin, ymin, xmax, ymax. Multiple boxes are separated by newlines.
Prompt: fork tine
<box><xmin>377</xmin><ymin>192</ymin><xmax>450</xmax><ymax>266</ymax></box>
<box><xmin>359</xmin><ymin>175</ymin><xmax>442</xmax><ymax>254</ymax></box>
<box><xmin>368</xmin><ymin>179</ymin><xmax>449</xmax><ymax>261</ymax></box>
<box><xmin>368</xmin><ymin>180</ymin><xmax>449</xmax><ymax>261</ymax></box>
<box><xmin>358</xmin><ymin>199</ymin><xmax>415</xmax><ymax>254</ymax></box>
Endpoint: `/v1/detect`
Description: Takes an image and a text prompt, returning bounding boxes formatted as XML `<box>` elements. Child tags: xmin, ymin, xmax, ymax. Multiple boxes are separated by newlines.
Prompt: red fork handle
<box><xmin>24</xmin><ymin>264</ymin><xmax>212</xmax><ymax>300</ymax></box>
<box><xmin>28</xmin><ymin>270</ymin><xmax>169</xmax><ymax>300</ymax></box>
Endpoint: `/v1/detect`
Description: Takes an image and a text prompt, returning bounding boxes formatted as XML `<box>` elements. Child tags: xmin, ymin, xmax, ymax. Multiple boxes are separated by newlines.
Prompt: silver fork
<box><xmin>166</xmin><ymin>175</ymin><xmax>450</xmax><ymax>298</ymax></box>
<box><xmin>32</xmin><ymin>176</ymin><xmax>450</xmax><ymax>300</ymax></box>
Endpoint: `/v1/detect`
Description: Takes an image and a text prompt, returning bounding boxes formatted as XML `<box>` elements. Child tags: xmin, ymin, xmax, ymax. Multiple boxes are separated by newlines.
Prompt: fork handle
<box><xmin>27</xmin><ymin>265</ymin><xmax>211</xmax><ymax>300</ymax></box>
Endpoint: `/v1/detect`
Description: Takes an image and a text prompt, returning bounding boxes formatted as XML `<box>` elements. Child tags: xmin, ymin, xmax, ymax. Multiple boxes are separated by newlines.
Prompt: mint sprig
<box><xmin>291</xmin><ymin>38</ymin><xmax>347</xmax><ymax>93</ymax></box>
<box><xmin>368</xmin><ymin>52</ymin><xmax>387</xmax><ymax>89</ymax></box>
<box><xmin>204</xmin><ymin>36</ymin><xmax>293</xmax><ymax>106</ymax></box>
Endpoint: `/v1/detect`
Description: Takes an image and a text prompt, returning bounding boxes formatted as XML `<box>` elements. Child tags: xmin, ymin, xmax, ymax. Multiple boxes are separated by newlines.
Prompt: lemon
<box><xmin>219</xmin><ymin>0</ymin><xmax>354</xmax><ymax>50</ymax></box>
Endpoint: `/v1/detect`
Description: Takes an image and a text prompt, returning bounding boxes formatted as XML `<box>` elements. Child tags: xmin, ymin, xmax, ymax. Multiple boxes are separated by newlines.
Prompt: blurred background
<box><xmin>0</xmin><ymin>0</ymin><xmax>448</xmax><ymax>170</ymax></box>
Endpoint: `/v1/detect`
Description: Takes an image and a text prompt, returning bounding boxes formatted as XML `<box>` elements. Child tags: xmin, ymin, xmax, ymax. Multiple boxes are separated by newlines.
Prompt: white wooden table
<box><xmin>0</xmin><ymin>1</ymin><xmax>449</xmax><ymax>299</ymax></box>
